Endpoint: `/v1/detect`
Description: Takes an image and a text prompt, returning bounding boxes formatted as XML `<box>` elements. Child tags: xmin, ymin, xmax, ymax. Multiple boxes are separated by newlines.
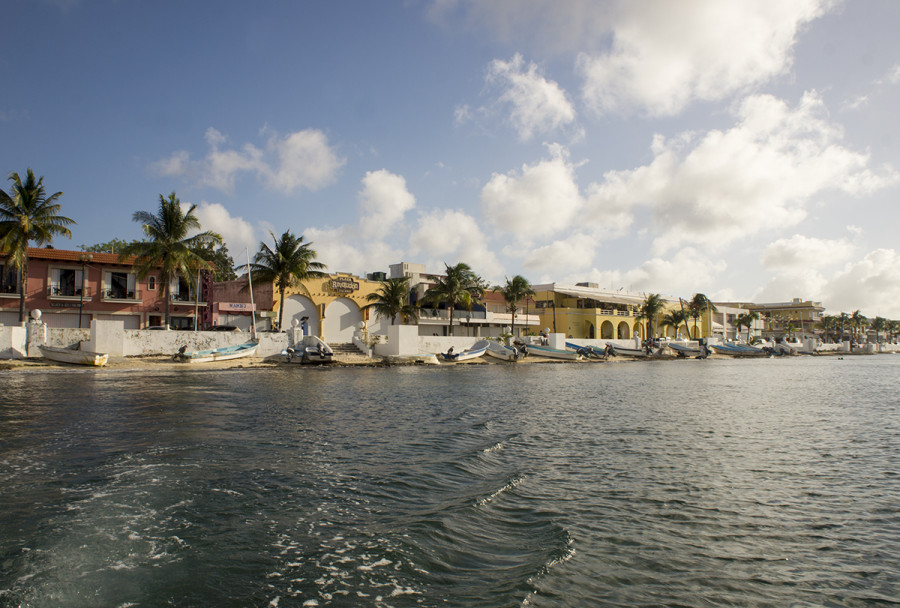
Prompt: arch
<box><xmin>617</xmin><ymin>321</ymin><xmax>631</xmax><ymax>339</ymax></box>
<box><xmin>632</xmin><ymin>322</ymin><xmax>643</xmax><ymax>339</ymax></box>
<box><xmin>586</xmin><ymin>322</ymin><xmax>595</xmax><ymax>339</ymax></box>
<box><xmin>600</xmin><ymin>320</ymin><xmax>614</xmax><ymax>339</ymax></box>
<box><xmin>283</xmin><ymin>295</ymin><xmax>320</xmax><ymax>336</ymax></box>
<box><xmin>323</xmin><ymin>297</ymin><xmax>363</xmax><ymax>343</ymax></box>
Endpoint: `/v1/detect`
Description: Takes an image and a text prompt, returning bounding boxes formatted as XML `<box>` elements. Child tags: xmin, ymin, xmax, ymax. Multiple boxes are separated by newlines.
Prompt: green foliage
<box><xmin>638</xmin><ymin>293</ymin><xmax>665</xmax><ymax>339</ymax></box>
<box><xmin>365</xmin><ymin>276</ymin><xmax>418</xmax><ymax>325</ymax></box>
<box><xmin>120</xmin><ymin>192</ymin><xmax>222</xmax><ymax>325</ymax></box>
<box><xmin>423</xmin><ymin>262</ymin><xmax>485</xmax><ymax>336</ymax></box>
<box><xmin>79</xmin><ymin>237</ymin><xmax>137</xmax><ymax>254</ymax></box>
<box><xmin>492</xmin><ymin>275</ymin><xmax>534</xmax><ymax>336</ymax></box>
<box><xmin>244</xmin><ymin>230</ymin><xmax>326</xmax><ymax>331</ymax></box>
<box><xmin>193</xmin><ymin>241</ymin><xmax>237</xmax><ymax>282</ymax></box>
<box><xmin>0</xmin><ymin>169</ymin><xmax>75</xmax><ymax>322</ymax></box>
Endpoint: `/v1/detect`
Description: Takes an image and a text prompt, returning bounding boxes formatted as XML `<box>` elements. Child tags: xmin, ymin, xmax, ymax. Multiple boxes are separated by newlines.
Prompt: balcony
<box><xmin>102</xmin><ymin>288</ymin><xmax>141</xmax><ymax>302</ymax></box>
<box><xmin>48</xmin><ymin>286</ymin><xmax>92</xmax><ymax>299</ymax></box>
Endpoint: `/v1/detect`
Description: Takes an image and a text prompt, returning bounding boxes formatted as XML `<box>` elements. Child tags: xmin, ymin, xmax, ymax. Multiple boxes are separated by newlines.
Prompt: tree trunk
<box><xmin>278</xmin><ymin>285</ymin><xmax>285</xmax><ymax>332</ymax></box>
<box><xmin>448</xmin><ymin>306</ymin><xmax>455</xmax><ymax>336</ymax></box>
<box><xmin>163</xmin><ymin>273</ymin><xmax>172</xmax><ymax>327</ymax></box>
<box><xmin>17</xmin><ymin>265</ymin><xmax>27</xmax><ymax>324</ymax></box>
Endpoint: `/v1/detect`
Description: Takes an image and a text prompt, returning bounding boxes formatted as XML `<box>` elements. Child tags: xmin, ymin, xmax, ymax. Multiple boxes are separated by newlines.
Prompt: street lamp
<box><xmin>78</xmin><ymin>253</ymin><xmax>92</xmax><ymax>329</ymax></box>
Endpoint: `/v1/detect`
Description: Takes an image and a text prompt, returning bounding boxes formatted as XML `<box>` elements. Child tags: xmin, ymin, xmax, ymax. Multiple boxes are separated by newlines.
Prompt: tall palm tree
<box><xmin>638</xmin><ymin>293</ymin><xmax>665</xmax><ymax>342</ymax></box>
<box><xmin>492</xmin><ymin>275</ymin><xmax>534</xmax><ymax>337</ymax></box>
<box><xmin>661</xmin><ymin>309</ymin><xmax>687</xmax><ymax>339</ymax></box>
<box><xmin>0</xmin><ymin>169</ymin><xmax>76</xmax><ymax>322</ymax></box>
<box><xmin>687</xmin><ymin>293</ymin><xmax>717</xmax><ymax>339</ymax></box>
<box><xmin>734</xmin><ymin>310</ymin><xmax>760</xmax><ymax>343</ymax></box>
<box><xmin>243</xmin><ymin>230</ymin><xmax>327</xmax><ymax>331</ymax></box>
<box><xmin>888</xmin><ymin>319</ymin><xmax>899</xmax><ymax>343</ymax></box>
<box><xmin>839</xmin><ymin>312</ymin><xmax>850</xmax><ymax>342</ymax></box>
<box><xmin>121</xmin><ymin>192</ymin><xmax>221</xmax><ymax>327</ymax></box>
<box><xmin>870</xmin><ymin>316</ymin><xmax>887</xmax><ymax>343</ymax></box>
<box><xmin>422</xmin><ymin>262</ymin><xmax>485</xmax><ymax>336</ymax></box>
<box><xmin>364</xmin><ymin>276</ymin><xmax>418</xmax><ymax>326</ymax></box>
<box><xmin>850</xmin><ymin>309</ymin><xmax>868</xmax><ymax>342</ymax></box>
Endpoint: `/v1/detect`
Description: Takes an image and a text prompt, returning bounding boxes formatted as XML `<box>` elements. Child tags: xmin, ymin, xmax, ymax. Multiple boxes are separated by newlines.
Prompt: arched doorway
<box><xmin>586</xmin><ymin>322</ymin><xmax>595</xmax><ymax>339</ymax></box>
<box><xmin>283</xmin><ymin>295</ymin><xmax>320</xmax><ymax>336</ymax></box>
<box><xmin>601</xmin><ymin>320</ymin><xmax>614</xmax><ymax>339</ymax></box>
<box><xmin>632</xmin><ymin>322</ymin><xmax>643</xmax><ymax>339</ymax></box>
<box><xmin>323</xmin><ymin>297</ymin><xmax>362</xmax><ymax>343</ymax></box>
<box><xmin>617</xmin><ymin>321</ymin><xmax>631</xmax><ymax>339</ymax></box>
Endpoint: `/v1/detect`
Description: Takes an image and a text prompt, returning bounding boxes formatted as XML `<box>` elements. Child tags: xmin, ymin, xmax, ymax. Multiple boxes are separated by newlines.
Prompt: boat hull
<box><xmin>39</xmin><ymin>345</ymin><xmax>108</xmax><ymax>367</ymax></box>
<box><xmin>438</xmin><ymin>340</ymin><xmax>490</xmax><ymax>362</ymax></box>
<box><xmin>177</xmin><ymin>341</ymin><xmax>259</xmax><ymax>363</ymax></box>
<box><xmin>485</xmin><ymin>341</ymin><xmax>523</xmax><ymax>362</ymax></box>
<box><xmin>524</xmin><ymin>344</ymin><xmax>582</xmax><ymax>360</ymax></box>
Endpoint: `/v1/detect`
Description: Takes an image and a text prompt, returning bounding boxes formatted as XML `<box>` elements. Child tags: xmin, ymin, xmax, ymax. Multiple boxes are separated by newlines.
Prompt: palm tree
<box><xmin>422</xmin><ymin>262</ymin><xmax>485</xmax><ymax>336</ymax></box>
<box><xmin>492</xmin><ymin>275</ymin><xmax>535</xmax><ymax>338</ymax></box>
<box><xmin>120</xmin><ymin>192</ymin><xmax>222</xmax><ymax>327</ymax></box>
<box><xmin>870</xmin><ymin>316</ymin><xmax>887</xmax><ymax>344</ymax></box>
<box><xmin>820</xmin><ymin>314</ymin><xmax>837</xmax><ymax>343</ymax></box>
<box><xmin>687</xmin><ymin>293</ymin><xmax>718</xmax><ymax>339</ymax></box>
<box><xmin>243</xmin><ymin>230</ymin><xmax>327</xmax><ymax>332</ymax></box>
<box><xmin>888</xmin><ymin>319</ymin><xmax>899</xmax><ymax>343</ymax></box>
<box><xmin>364</xmin><ymin>276</ymin><xmax>418</xmax><ymax>326</ymax></box>
<box><xmin>661</xmin><ymin>309</ymin><xmax>687</xmax><ymax>339</ymax></box>
<box><xmin>734</xmin><ymin>310</ymin><xmax>760</xmax><ymax>343</ymax></box>
<box><xmin>638</xmin><ymin>293</ymin><xmax>665</xmax><ymax>342</ymax></box>
<box><xmin>838</xmin><ymin>312</ymin><xmax>850</xmax><ymax>342</ymax></box>
<box><xmin>0</xmin><ymin>170</ymin><xmax>76</xmax><ymax>322</ymax></box>
<box><xmin>850</xmin><ymin>309</ymin><xmax>868</xmax><ymax>342</ymax></box>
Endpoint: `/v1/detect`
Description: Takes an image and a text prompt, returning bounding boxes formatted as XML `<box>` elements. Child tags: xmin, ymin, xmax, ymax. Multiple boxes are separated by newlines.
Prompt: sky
<box><xmin>3</xmin><ymin>0</ymin><xmax>900</xmax><ymax>318</ymax></box>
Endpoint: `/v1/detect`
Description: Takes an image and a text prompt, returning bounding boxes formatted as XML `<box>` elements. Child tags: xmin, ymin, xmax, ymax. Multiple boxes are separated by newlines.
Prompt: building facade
<box><xmin>0</xmin><ymin>247</ymin><xmax>208</xmax><ymax>329</ymax></box>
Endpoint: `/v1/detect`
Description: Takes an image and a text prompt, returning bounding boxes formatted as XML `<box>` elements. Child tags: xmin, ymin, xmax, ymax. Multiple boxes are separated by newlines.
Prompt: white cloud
<box><xmin>192</xmin><ymin>201</ymin><xmax>260</xmax><ymax>263</ymax></box>
<box><xmin>486</xmin><ymin>54</ymin><xmax>576</xmax><ymax>140</ymax></box>
<box><xmin>481</xmin><ymin>145</ymin><xmax>583</xmax><ymax>238</ymax></box>
<box><xmin>876</xmin><ymin>63</ymin><xmax>900</xmax><ymax>85</ymax></box>
<box><xmin>357</xmin><ymin>169</ymin><xmax>416</xmax><ymax>237</ymax></box>
<box><xmin>303</xmin><ymin>225</ymin><xmax>404</xmax><ymax>277</ymax></box>
<box><xmin>522</xmin><ymin>234</ymin><xmax>597</xmax><ymax>275</ymax></box>
<box><xmin>820</xmin><ymin>249</ymin><xmax>900</xmax><ymax>318</ymax></box>
<box><xmin>577</xmin><ymin>0</ymin><xmax>829</xmax><ymax>116</ymax></box>
<box><xmin>154</xmin><ymin>127</ymin><xmax>344</xmax><ymax>195</ymax></box>
<box><xmin>408</xmin><ymin>208</ymin><xmax>504</xmax><ymax>278</ymax></box>
<box><xmin>762</xmin><ymin>234</ymin><xmax>855</xmax><ymax>270</ymax></box>
<box><xmin>587</xmin><ymin>92</ymin><xmax>899</xmax><ymax>253</ymax></box>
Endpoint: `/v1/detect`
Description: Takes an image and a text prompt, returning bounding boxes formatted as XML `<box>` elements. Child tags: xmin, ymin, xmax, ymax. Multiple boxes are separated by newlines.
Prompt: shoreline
<box><xmin>0</xmin><ymin>348</ymin><xmax>879</xmax><ymax>373</ymax></box>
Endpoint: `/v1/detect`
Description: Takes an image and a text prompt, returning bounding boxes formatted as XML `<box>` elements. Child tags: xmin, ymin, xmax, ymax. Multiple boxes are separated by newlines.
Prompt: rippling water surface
<box><xmin>1</xmin><ymin>356</ymin><xmax>899</xmax><ymax>607</ymax></box>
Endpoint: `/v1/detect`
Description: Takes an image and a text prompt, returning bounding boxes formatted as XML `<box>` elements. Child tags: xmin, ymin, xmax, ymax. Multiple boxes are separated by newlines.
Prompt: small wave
<box><xmin>476</xmin><ymin>474</ymin><xmax>525</xmax><ymax>506</ymax></box>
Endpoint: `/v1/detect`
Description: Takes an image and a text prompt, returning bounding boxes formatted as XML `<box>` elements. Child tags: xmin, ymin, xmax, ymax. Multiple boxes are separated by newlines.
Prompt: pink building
<box><xmin>0</xmin><ymin>247</ymin><xmax>210</xmax><ymax>329</ymax></box>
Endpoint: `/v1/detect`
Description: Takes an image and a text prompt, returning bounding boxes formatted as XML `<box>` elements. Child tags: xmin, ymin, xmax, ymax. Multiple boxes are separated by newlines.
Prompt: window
<box><xmin>148</xmin><ymin>276</ymin><xmax>156</xmax><ymax>291</ymax></box>
<box><xmin>48</xmin><ymin>267</ymin><xmax>83</xmax><ymax>297</ymax></box>
<box><xmin>1</xmin><ymin>264</ymin><xmax>18</xmax><ymax>294</ymax></box>
<box><xmin>103</xmin><ymin>271</ymin><xmax>136</xmax><ymax>299</ymax></box>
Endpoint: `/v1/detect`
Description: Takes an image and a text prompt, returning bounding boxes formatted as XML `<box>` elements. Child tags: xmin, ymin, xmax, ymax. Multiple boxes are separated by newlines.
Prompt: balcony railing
<box><xmin>170</xmin><ymin>292</ymin><xmax>198</xmax><ymax>303</ymax></box>
<box><xmin>103</xmin><ymin>289</ymin><xmax>140</xmax><ymax>301</ymax></box>
<box><xmin>48</xmin><ymin>286</ymin><xmax>92</xmax><ymax>298</ymax></box>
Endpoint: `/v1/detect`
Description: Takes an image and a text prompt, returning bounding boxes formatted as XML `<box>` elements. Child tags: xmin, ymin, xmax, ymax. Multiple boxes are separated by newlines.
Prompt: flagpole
<box><xmin>245</xmin><ymin>248</ymin><xmax>257</xmax><ymax>339</ymax></box>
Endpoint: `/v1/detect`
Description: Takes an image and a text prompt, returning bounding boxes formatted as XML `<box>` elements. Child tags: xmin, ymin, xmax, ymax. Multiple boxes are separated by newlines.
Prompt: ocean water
<box><xmin>1</xmin><ymin>356</ymin><xmax>898</xmax><ymax>607</ymax></box>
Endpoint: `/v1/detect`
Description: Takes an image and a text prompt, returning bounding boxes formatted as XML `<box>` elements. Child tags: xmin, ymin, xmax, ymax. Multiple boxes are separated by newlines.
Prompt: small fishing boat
<box><xmin>667</xmin><ymin>342</ymin><xmax>706</xmax><ymax>358</ymax></box>
<box><xmin>607</xmin><ymin>343</ymin><xmax>655</xmax><ymax>358</ymax></box>
<box><xmin>38</xmin><ymin>344</ymin><xmax>108</xmax><ymax>367</ymax></box>
<box><xmin>566</xmin><ymin>342</ymin><xmax>607</xmax><ymax>359</ymax></box>
<box><xmin>524</xmin><ymin>343</ymin><xmax>583</xmax><ymax>360</ymax></box>
<box><xmin>283</xmin><ymin>336</ymin><xmax>334</xmax><ymax>364</ymax></box>
<box><xmin>485</xmin><ymin>340</ymin><xmax>524</xmax><ymax>362</ymax></box>
<box><xmin>438</xmin><ymin>339</ymin><xmax>490</xmax><ymax>362</ymax></box>
<box><xmin>709</xmin><ymin>343</ymin><xmax>770</xmax><ymax>357</ymax></box>
<box><xmin>174</xmin><ymin>341</ymin><xmax>259</xmax><ymax>363</ymax></box>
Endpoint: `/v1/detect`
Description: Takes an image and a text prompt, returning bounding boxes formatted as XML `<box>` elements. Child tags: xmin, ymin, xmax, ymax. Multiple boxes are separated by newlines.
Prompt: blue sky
<box><xmin>3</xmin><ymin>0</ymin><xmax>900</xmax><ymax>317</ymax></box>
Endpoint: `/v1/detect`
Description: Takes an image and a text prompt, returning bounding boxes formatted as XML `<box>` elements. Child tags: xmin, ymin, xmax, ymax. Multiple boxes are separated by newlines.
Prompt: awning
<box><xmin>550</xmin><ymin>285</ymin><xmax>665</xmax><ymax>307</ymax></box>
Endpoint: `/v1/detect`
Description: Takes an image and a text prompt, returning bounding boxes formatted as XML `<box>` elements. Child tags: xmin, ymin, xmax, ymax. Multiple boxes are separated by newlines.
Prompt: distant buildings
<box><xmin>0</xmin><ymin>249</ymin><xmax>837</xmax><ymax>343</ymax></box>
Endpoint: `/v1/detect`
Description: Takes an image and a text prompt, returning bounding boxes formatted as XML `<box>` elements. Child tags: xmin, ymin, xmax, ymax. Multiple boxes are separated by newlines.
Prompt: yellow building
<box><xmin>531</xmin><ymin>283</ymin><xmax>680</xmax><ymax>340</ymax></box>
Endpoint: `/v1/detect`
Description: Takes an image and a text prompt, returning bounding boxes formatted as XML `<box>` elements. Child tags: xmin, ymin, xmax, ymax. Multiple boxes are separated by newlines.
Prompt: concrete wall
<box><xmin>0</xmin><ymin>326</ymin><xmax>27</xmax><ymax>359</ymax></box>
<box><xmin>121</xmin><ymin>329</ymin><xmax>287</xmax><ymax>358</ymax></box>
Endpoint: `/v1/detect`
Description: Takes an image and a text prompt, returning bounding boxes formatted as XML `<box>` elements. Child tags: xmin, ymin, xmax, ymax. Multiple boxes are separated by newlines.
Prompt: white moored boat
<box><xmin>524</xmin><ymin>343</ymin><xmax>583</xmax><ymax>361</ymax></box>
<box><xmin>438</xmin><ymin>340</ymin><xmax>490</xmax><ymax>362</ymax></box>
<box><xmin>485</xmin><ymin>340</ymin><xmax>524</xmax><ymax>362</ymax></box>
<box><xmin>174</xmin><ymin>341</ymin><xmax>259</xmax><ymax>363</ymax></box>
<box><xmin>283</xmin><ymin>336</ymin><xmax>334</xmax><ymax>364</ymax></box>
<box><xmin>38</xmin><ymin>344</ymin><xmax>109</xmax><ymax>367</ymax></box>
